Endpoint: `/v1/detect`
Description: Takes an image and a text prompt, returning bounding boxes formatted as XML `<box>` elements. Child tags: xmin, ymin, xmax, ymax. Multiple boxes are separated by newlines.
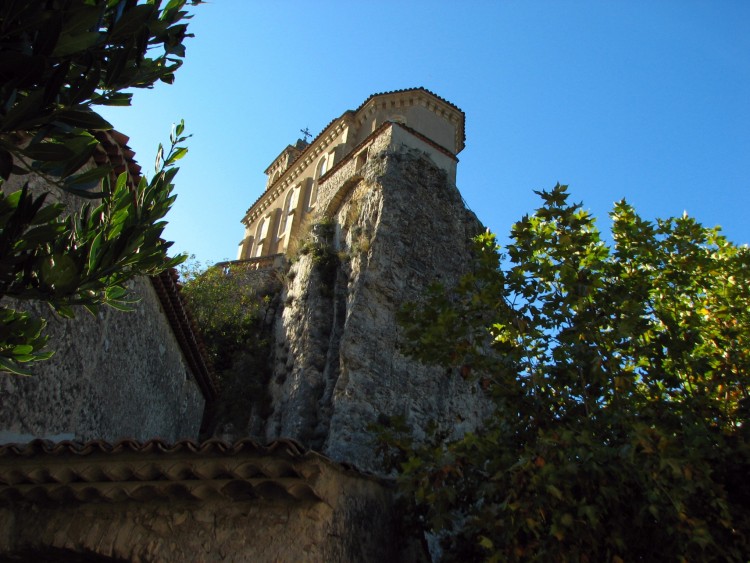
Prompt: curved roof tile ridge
<box><xmin>354</xmin><ymin>86</ymin><xmax>464</xmax><ymax>114</ymax></box>
<box><xmin>0</xmin><ymin>437</ymin><xmax>313</xmax><ymax>459</ymax></box>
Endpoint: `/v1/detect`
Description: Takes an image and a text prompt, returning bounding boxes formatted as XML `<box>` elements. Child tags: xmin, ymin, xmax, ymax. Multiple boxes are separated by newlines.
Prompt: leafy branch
<box><xmin>0</xmin><ymin>123</ymin><xmax>189</xmax><ymax>374</ymax></box>
<box><xmin>0</xmin><ymin>0</ymin><xmax>201</xmax><ymax>374</ymax></box>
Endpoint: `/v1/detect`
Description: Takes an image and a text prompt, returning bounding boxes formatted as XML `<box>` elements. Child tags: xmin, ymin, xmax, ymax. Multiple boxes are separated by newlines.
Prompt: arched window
<box><xmin>278</xmin><ymin>190</ymin><xmax>294</xmax><ymax>236</ymax></box>
<box><xmin>267</xmin><ymin>170</ymin><xmax>280</xmax><ymax>191</ymax></box>
<box><xmin>278</xmin><ymin>185</ymin><xmax>300</xmax><ymax>249</ymax></box>
<box><xmin>308</xmin><ymin>156</ymin><xmax>328</xmax><ymax>210</ymax></box>
<box><xmin>316</xmin><ymin>155</ymin><xmax>328</xmax><ymax>179</ymax></box>
<box><xmin>254</xmin><ymin>216</ymin><xmax>269</xmax><ymax>257</ymax></box>
<box><xmin>308</xmin><ymin>181</ymin><xmax>318</xmax><ymax>209</ymax></box>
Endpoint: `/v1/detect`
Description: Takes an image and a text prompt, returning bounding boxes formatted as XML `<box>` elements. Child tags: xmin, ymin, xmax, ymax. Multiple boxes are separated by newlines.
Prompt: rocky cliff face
<box><xmin>254</xmin><ymin>138</ymin><xmax>493</xmax><ymax>472</ymax></box>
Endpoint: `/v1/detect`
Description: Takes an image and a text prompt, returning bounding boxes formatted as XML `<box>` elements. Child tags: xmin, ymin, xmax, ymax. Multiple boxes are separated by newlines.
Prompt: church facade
<box><xmin>237</xmin><ymin>88</ymin><xmax>466</xmax><ymax>260</ymax></box>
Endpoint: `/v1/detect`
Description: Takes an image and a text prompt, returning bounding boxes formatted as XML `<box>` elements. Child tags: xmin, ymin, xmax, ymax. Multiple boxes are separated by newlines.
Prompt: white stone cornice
<box><xmin>244</xmin><ymin>119</ymin><xmax>350</xmax><ymax>225</ymax></box>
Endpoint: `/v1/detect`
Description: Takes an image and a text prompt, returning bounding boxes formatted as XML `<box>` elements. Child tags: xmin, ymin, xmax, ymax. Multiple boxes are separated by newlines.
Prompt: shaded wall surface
<box><xmin>0</xmin><ymin>439</ymin><xmax>428</xmax><ymax>562</ymax></box>
<box><xmin>0</xmin><ymin>276</ymin><xmax>206</xmax><ymax>443</ymax></box>
<box><xmin>0</xmin><ymin>135</ymin><xmax>211</xmax><ymax>444</ymax></box>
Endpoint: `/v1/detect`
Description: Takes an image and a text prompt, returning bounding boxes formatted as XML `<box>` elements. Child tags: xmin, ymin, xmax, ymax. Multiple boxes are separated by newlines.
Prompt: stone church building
<box><xmin>0</xmin><ymin>88</ymin><xmax>489</xmax><ymax>561</ymax></box>
<box><xmin>237</xmin><ymin>88</ymin><xmax>465</xmax><ymax>261</ymax></box>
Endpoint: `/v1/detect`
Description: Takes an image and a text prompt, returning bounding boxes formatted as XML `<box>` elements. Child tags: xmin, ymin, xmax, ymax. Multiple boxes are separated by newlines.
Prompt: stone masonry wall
<box><xmin>0</xmin><ymin>276</ymin><xmax>205</xmax><ymax>443</ymax></box>
<box><xmin>0</xmin><ymin>160</ymin><xmax>207</xmax><ymax>444</ymax></box>
<box><xmin>0</xmin><ymin>455</ymin><xmax>428</xmax><ymax>562</ymax></box>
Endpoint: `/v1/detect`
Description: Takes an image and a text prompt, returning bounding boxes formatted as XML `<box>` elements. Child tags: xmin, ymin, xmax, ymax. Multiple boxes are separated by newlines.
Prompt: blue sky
<box><xmin>100</xmin><ymin>1</ymin><xmax>750</xmax><ymax>264</ymax></box>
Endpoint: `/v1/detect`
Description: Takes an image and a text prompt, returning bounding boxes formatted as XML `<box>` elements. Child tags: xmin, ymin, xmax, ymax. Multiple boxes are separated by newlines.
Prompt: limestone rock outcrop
<box><xmin>258</xmin><ymin>138</ymin><xmax>492</xmax><ymax>472</ymax></box>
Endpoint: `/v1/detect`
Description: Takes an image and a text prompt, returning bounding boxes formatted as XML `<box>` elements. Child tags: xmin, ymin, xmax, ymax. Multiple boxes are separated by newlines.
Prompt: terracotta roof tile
<box><xmin>151</xmin><ymin>269</ymin><xmax>216</xmax><ymax>402</ymax></box>
<box><xmin>0</xmin><ymin>438</ymin><xmax>381</xmax><ymax>505</ymax></box>
<box><xmin>0</xmin><ymin>437</ymin><xmax>311</xmax><ymax>461</ymax></box>
<box><xmin>353</xmin><ymin>86</ymin><xmax>464</xmax><ymax>115</ymax></box>
<box><xmin>92</xmin><ymin>130</ymin><xmax>142</xmax><ymax>187</ymax></box>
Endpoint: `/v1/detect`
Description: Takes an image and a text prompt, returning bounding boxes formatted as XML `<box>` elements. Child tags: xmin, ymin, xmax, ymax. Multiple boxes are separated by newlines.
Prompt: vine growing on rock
<box><xmin>298</xmin><ymin>217</ymin><xmax>339</xmax><ymax>292</ymax></box>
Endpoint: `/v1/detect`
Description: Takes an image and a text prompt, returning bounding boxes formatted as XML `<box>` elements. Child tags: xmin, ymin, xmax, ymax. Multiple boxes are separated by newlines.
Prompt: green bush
<box><xmin>179</xmin><ymin>260</ymin><xmax>275</xmax><ymax>434</ymax></box>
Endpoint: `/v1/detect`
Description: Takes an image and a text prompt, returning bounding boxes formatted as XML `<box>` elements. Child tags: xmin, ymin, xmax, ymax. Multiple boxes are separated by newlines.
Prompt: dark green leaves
<box><xmin>391</xmin><ymin>185</ymin><xmax>750</xmax><ymax>561</ymax></box>
<box><xmin>53</xmin><ymin>108</ymin><xmax>113</xmax><ymax>131</ymax></box>
<box><xmin>63</xmin><ymin>165</ymin><xmax>113</xmax><ymax>194</ymax></box>
<box><xmin>51</xmin><ymin>32</ymin><xmax>101</xmax><ymax>57</ymax></box>
<box><xmin>110</xmin><ymin>5</ymin><xmax>157</xmax><ymax>40</ymax></box>
<box><xmin>0</xmin><ymin>148</ymin><xmax>12</xmax><ymax>180</ymax></box>
<box><xmin>0</xmin><ymin>308</ymin><xmax>53</xmax><ymax>375</ymax></box>
<box><xmin>0</xmin><ymin>124</ymin><xmax>190</xmax><ymax>374</ymax></box>
<box><xmin>0</xmin><ymin>0</ymin><xmax>199</xmax><ymax>375</ymax></box>
<box><xmin>178</xmin><ymin>257</ymin><xmax>275</xmax><ymax>432</ymax></box>
<box><xmin>0</xmin><ymin>0</ymin><xmax>198</xmax><ymax>194</ymax></box>
<box><xmin>21</xmin><ymin>142</ymin><xmax>75</xmax><ymax>162</ymax></box>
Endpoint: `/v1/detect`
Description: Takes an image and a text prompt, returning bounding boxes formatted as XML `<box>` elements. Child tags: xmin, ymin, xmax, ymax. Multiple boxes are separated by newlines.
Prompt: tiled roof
<box><xmin>263</xmin><ymin>143</ymin><xmax>304</xmax><ymax>175</ymax></box>
<box><xmin>353</xmin><ymin>86</ymin><xmax>464</xmax><ymax>116</ymax></box>
<box><xmin>0</xmin><ymin>438</ymin><xmax>377</xmax><ymax>505</ymax></box>
<box><xmin>304</xmin><ymin>87</ymin><xmax>464</xmax><ymax>160</ymax></box>
<box><xmin>151</xmin><ymin>269</ymin><xmax>216</xmax><ymax>402</ymax></box>
<box><xmin>92</xmin><ymin>130</ymin><xmax>142</xmax><ymax>188</ymax></box>
<box><xmin>352</xmin><ymin>87</ymin><xmax>466</xmax><ymax>152</ymax></box>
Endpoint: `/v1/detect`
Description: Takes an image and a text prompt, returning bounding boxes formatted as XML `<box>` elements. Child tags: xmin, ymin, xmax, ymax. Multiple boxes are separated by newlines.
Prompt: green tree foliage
<box><xmin>388</xmin><ymin>185</ymin><xmax>750</xmax><ymax>561</ymax></box>
<box><xmin>179</xmin><ymin>260</ymin><xmax>277</xmax><ymax>434</ymax></box>
<box><xmin>0</xmin><ymin>0</ymin><xmax>200</xmax><ymax>374</ymax></box>
<box><xmin>179</xmin><ymin>259</ymin><xmax>268</xmax><ymax>373</ymax></box>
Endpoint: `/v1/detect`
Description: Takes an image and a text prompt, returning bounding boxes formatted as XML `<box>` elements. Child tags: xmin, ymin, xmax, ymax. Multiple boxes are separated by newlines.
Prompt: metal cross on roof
<box><xmin>300</xmin><ymin>127</ymin><xmax>312</xmax><ymax>142</ymax></box>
